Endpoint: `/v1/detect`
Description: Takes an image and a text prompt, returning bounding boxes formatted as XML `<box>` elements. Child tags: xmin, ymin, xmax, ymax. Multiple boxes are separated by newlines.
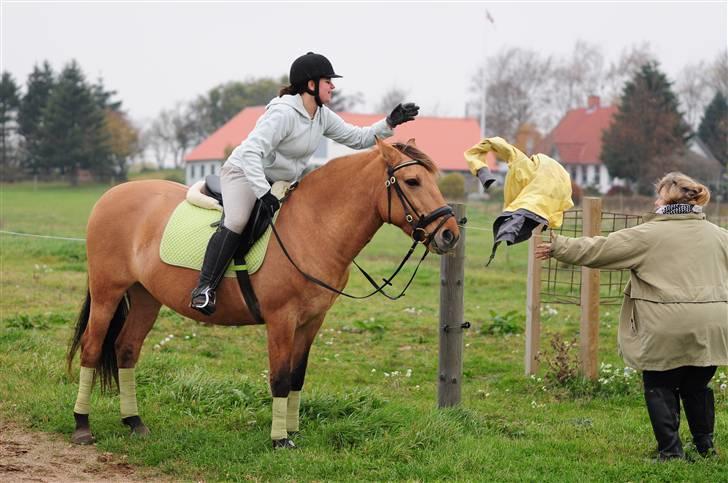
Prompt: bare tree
<box><xmin>469</xmin><ymin>47</ymin><xmax>553</xmax><ymax>139</ymax></box>
<box><xmin>548</xmin><ymin>41</ymin><xmax>605</xmax><ymax>116</ymax></box>
<box><xmin>603</xmin><ymin>42</ymin><xmax>658</xmax><ymax>103</ymax></box>
<box><xmin>146</xmin><ymin>103</ymin><xmax>197</xmax><ymax>168</ymax></box>
<box><xmin>328</xmin><ymin>89</ymin><xmax>365</xmax><ymax>112</ymax></box>
<box><xmin>676</xmin><ymin>60</ymin><xmax>711</xmax><ymax>129</ymax></box>
<box><xmin>706</xmin><ymin>50</ymin><xmax>728</xmax><ymax>96</ymax></box>
<box><xmin>375</xmin><ymin>87</ymin><xmax>409</xmax><ymax>115</ymax></box>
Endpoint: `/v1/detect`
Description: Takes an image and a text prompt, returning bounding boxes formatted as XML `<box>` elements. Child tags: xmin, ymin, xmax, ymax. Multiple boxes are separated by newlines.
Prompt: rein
<box><xmin>270</xmin><ymin>158</ymin><xmax>454</xmax><ymax>300</ymax></box>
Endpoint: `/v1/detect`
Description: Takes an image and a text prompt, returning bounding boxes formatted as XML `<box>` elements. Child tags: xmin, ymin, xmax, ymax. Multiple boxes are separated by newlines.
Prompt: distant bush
<box><xmin>605</xmin><ymin>185</ymin><xmax>633</xmax><ymax>196</ymax></box>
<box><xmin>438</xmin><ymin>172</ymin><xmax>465</xmax><ymax>200</ymax></box>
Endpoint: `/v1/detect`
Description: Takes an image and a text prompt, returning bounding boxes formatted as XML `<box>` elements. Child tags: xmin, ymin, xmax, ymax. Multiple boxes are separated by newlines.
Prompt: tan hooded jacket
<box><xmin>551</xmin><ymin>213</ymin><xmax>728</xmax><ymax>370</ymax></box>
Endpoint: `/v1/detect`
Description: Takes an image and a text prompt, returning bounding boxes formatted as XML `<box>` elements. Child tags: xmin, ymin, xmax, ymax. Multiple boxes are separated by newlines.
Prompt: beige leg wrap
<box><xmin>119</xmin><ymin>368</ymin><xmax>139</xmax><ymax>418</ymax></box>
<box><xmin>73</xmin><ymin>366</ymin><xmax>95</xmax><ymax>414</ymax></box>
<box><xmin>287</xmin><ymin>391</ymin><xmax>301</xmax><ymax>432</ymax></box>
<box><xmin>270</xmin><ymin>397</ymin><xmax>288</xmax><ymax>440</ymax></box>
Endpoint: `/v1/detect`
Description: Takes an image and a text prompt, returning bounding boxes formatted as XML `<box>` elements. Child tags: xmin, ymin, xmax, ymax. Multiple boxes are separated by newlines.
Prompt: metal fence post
<box><xmin>438</xmin><ymin>203</ymin><xmax>466</xmax><ymax>407</ymax></box>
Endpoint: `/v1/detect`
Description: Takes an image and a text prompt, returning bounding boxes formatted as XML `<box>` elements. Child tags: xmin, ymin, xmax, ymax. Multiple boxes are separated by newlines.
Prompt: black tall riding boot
<box><xmin>681</xmin><ymin>387</ymin><xmax>716</xmax><ymax>456</ymax></box>
<box><xmin>644</xmin><ymin>387</ymin><xmax>685</xmax><ymax>460</ymax></box>
<box><xmin>190</xmin><ymin>226</ymin><xmax>242</xmax><ymax>316</ymax></box>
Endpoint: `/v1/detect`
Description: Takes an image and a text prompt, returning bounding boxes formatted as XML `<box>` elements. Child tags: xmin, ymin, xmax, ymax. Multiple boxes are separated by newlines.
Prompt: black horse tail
<box><xmin>66</xmin><ymin>286</ymin><xmax>129</xmax><ymax>393</ymax></box>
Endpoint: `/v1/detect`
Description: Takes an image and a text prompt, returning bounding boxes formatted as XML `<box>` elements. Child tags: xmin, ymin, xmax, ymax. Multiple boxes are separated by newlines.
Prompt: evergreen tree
<box><xmin>0</xmin><ymin>71</ymin><xmax>20</xmax><ymax>176</ymax></box>
<box><xmin>40</xmin><ymin>60</ymin><xmax>111</xmax><ymax>181</ymax></box>
<box><xmin>18</xmin><ymin>61</ymin><xmax>55</xmax><ymax>174</ymax></box>
<box><xmin>91</xmin><ymin>77</ymin><xmax>122</xmax><ymax>112</ymax></box>
<box><xmin>698</xmin><ymin>91</ymin><xmax>727</xmax><ymax>168</ymax></box>
<box><xmin>601</xmin><ymin>62</ymin><xmax>692</xmax><ymax>193</ymax></box>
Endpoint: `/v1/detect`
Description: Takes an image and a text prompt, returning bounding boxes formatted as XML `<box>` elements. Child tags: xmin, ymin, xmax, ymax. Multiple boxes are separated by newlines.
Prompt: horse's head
<box><xmin>374</xmin><ymin>137</ymin><xmax>460</xmax><ymax>254</ymax></box>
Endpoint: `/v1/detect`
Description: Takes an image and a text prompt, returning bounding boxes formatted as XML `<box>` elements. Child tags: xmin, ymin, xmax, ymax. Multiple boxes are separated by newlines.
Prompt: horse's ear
<box><xmin>406</xmin><ymin>138</ymin><xmax>417</xmax><ymax>147</ymax></box>
<box><xmin>375</xmin><ymin>136</ymin><xmax>398</xmax><ymax>166</ymax></box>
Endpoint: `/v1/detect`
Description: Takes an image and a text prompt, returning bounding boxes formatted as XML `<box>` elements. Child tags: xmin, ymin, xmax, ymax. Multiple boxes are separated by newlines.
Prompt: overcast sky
<box><xmin>2</xmin><ymin>1</ymin><xmax>726</xmax><ymax>126</ymax></box>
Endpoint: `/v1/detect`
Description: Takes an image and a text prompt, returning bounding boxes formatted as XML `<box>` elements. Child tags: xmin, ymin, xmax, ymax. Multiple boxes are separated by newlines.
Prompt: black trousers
<box><xmin>642</xmin><ymin>365</ymin><xmax>717</xmax><ymax>391</ymax></box>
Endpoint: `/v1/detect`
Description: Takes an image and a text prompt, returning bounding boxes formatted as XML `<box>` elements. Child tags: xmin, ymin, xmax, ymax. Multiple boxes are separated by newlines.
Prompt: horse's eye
<box><xmin>405</xmin><ymin>178</ymin><xmax>420</xmax><ymax>187</ymax></box>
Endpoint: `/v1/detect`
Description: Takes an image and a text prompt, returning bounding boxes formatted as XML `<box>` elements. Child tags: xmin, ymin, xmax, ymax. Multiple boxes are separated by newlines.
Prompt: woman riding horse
<box><xmin>67</xmin><ymin>136</ymin><xmax>459</xmax><ymax>449</ymax></box>
<box><xmin>190</xmin><ymin>51</ymin><xmax>419</xmax><ymax>316</ymax></box>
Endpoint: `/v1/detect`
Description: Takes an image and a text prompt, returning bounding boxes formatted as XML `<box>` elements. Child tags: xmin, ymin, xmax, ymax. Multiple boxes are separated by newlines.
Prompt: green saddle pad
<box><xmin>159</xmin><ymin>201</ymin><xmax>276</xmax><ymax>276</ymax></box>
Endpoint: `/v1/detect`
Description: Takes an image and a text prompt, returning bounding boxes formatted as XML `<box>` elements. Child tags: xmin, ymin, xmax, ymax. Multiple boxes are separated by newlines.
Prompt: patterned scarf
<box><xmin>656</xmin><ymin>203</ymin><xmax>702</xmax><ymax>215</ymax></box>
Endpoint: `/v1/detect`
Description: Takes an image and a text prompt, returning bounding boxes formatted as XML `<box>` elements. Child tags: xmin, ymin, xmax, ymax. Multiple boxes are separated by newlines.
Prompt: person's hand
<box><xmin>260</xmin><ymin>190</ymin><xmax>280</xmax><ymax>216</ymax></box>
<box><xmin>477</xmin><ymin>167</ymin><xmax>497</xmax><ymax>191</ymax></box>
<box><xmin>534</xmin><ymin>243</ymin><xmax>552</xmax><ymax>260</ymax></box>
<box><xmin>386</xmin><ymin>102</ymin><xmax>419</xmax><ymax>128</ymax></box>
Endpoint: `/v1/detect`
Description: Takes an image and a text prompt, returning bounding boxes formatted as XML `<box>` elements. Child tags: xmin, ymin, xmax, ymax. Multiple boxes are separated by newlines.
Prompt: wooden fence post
<box><xmin>525</xmin><ymin>225</ymin><xmax>543</xmax><ymax>375</ymax></box>
<box><xmin>580</xmin><ymin>197</ymin><xmax>602</xmax><ymax>380</ymax></box>
<box><xmin>438</xmin><ymin>203</ymin><xmax>466</xmax><ymax>407</ymax></box>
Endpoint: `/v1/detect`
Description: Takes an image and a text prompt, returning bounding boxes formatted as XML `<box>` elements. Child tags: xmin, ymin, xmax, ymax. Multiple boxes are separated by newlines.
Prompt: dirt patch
<box><xmin>0</xmin><ymin>418</ymin><xmax>169</xmax><ymax>482</ymax></box>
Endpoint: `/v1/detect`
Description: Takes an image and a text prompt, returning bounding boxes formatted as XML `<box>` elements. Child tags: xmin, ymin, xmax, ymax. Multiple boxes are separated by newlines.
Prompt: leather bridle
<box><xmin>270</xmin><ymin>158</ymin><xmax>457</xmax><ymax>300</ymax></box>
<box><xmin>385</xmin><ymin>159</ymin><xmax>454</xmax><ymax>245</ymax></box>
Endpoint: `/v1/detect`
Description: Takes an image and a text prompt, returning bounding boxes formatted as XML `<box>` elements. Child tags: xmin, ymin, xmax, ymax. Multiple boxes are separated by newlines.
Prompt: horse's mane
<box><xmin>390</xmin><ymin>142</ymin><xmax>439</xmax><ymax>174</ymax></box>
<box><xmin>299</xmin><ymin>140</ymin><xmax>439</xmax><ymax>190</ymax></box>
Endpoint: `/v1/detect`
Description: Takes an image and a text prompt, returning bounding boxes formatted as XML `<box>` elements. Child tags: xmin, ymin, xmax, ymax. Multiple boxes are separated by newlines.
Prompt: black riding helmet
<box><xmin>289</xmin><ymin>52</ymin><xmax>342</xmax><ymax>107</ymax></box>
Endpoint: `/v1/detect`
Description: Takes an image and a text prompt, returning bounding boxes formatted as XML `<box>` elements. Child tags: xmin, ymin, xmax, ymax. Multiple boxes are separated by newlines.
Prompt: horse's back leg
<box><xmin>114</xmin><ymin>283</ymin><xmax>161</xmax><ymax>437</ymax></box>
<box><xmin>70</xmin><ymin>280</ymin><xmax>131</xmax><ymax>445</ymax></box>
<box><xmin>287</xmin><ymin>315</ymin><xmax>325</xmax><ymax>435</ymax></box>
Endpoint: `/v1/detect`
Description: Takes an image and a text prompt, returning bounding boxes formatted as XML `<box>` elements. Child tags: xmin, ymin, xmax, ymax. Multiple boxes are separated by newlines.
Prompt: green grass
<box><xmin>1</xmin><ymin>181</ymin><xmax>727</xmax><ymax>481</ymax></box>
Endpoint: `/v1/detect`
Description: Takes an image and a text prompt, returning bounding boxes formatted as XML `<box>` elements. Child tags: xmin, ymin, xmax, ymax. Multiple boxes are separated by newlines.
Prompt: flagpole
<box><xmin>481</xmin><ymin>10</ymin><xmax>496</xmax><ymax>138</ymax></box>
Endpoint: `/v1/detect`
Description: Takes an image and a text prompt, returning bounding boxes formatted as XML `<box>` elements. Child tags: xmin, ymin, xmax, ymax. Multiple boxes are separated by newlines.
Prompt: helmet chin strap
<box><xmin>304</xmin><ymin>79</ymin><xmax>323</xmax><ymax>107</ymax></box>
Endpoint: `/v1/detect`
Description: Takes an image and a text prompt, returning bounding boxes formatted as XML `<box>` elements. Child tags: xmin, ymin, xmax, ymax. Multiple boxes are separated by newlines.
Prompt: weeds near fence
<box><xmin>479</xmin><ymin>309</ymin><xmax>524</xmax><ymax>335</ymax></box>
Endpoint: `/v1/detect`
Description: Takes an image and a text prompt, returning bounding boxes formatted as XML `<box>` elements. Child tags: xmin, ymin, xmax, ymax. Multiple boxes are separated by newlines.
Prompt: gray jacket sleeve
<box><xmin>322</xmin><ymin>108</ymin><xmax>394</xmax><ymax>149</ymax></box>
<box><xmin>230</xmin><ymin>106</ymin><xmax>293</xmax><ymax>198</ymax></box>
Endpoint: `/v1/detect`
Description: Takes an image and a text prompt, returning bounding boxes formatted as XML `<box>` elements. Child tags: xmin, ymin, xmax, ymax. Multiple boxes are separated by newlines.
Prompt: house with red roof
<box><xmin>537</xmin><ymin>96</ymin><xmax>618</xmax><ymax>193</ymax></box>
<box><xmin>184</xmin><ymin>107</ymin><xmax>490</xmax><ymax>190</ymax></box>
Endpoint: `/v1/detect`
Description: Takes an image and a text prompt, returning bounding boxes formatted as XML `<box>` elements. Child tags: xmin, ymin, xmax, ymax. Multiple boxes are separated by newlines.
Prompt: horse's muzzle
<box><xmin>431</xmin><ymin>228</ymin><xmax>459</xmax><ymax>254</ymax></box>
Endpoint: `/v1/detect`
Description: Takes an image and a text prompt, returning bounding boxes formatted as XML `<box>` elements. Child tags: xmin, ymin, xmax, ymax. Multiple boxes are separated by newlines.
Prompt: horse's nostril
<box><xmin>442</xmin><ymin>229</ymin><xmax>454</xmax><ymax>244</ymax></box>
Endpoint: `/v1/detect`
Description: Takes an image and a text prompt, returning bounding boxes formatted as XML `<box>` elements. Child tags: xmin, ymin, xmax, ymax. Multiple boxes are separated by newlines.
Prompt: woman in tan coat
<box><xmin>536</xmin><ymin>172</ymin><xmax>728</xmax><ymax>460</ymax></box>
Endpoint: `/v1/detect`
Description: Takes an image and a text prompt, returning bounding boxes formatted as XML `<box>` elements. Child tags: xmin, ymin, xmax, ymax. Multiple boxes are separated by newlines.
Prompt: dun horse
<box><xmin>67</xmin><ymin>138</ymin><xmax>460</xmax><ymax>448</ymax></box>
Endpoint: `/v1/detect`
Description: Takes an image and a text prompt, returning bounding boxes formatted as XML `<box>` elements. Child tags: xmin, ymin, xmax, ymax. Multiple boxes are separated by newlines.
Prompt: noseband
<box><xmin>386</xmin><ymin>160</ymin><xmax>455</xmax><ymax>245</ymax></box>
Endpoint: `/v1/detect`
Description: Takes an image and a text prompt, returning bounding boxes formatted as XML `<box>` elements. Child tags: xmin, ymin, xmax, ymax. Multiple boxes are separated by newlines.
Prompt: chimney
<box><xmin>587</xmin><ymin>95</ymin><xmax>600</xmax><ymax>110</ymax></box>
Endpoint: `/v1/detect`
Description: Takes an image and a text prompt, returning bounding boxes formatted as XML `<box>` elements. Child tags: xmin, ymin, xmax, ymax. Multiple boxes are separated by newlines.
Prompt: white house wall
<box><xmin>186</xmin><ymin>161</ymin><xmax>223</xmax><ymax>185</ymax></box>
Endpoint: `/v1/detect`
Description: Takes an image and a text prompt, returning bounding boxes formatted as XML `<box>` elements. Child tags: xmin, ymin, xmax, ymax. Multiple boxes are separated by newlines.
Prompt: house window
<box><xmin>201</xmin><ymin>164</ymin><xmax>206</xmax><ymax>178</ymax></box>
<box><xmin>211</xmin><ymin>163</ymin><xmax>217</xmax><ymax>175</ymax></box>
<box><xmin>191</xmin><ymin>165</ymin><xmax>196</xmax><ymax>178</ymax></box>
<box><xmin>595</xmin><ymin>165</ymin><xmax>601</xmax><ymax>186</ymax></box>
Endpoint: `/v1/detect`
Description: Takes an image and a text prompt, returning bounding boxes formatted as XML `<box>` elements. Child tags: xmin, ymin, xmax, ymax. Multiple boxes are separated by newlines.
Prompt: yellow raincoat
<box><xmin>465</xmin><ymin>136</ymin><xmax>573</xmax><ymax>228</ymax></box>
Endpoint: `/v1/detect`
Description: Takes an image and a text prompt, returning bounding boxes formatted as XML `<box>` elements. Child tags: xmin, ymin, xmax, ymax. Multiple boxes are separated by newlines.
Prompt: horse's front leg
<box><xmin>287</xmin><ymin>315</ymin><xmax>325</xmax><ymax>437</ymax></box>
<box><xmin>266</xmin><ymin>318</ymin><xmax>296</xmax><ymax>449</ymax></box>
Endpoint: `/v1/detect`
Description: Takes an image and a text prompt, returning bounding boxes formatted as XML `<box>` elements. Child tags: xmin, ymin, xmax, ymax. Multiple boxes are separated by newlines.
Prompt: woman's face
<box><xmin>317</xmin><ymin>78</ymin><xmax>335</xmax><ymax>104</ymax></box>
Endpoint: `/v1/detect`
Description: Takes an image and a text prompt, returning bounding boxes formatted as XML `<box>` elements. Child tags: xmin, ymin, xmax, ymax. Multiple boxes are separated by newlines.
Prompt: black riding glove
<box><xmin>260</xmin><ymin>190</ymin><xmax>280</xmax><ymax>216</ymax></box>
<box><xmin>386</xmin><ymin>102</ymin><xmax>420</xmax><ymax>128</ymax></box>
<box><xmin>477</xmin><ymin>167</ymin><xmax>497</xmax><ymax>191</ymax></box>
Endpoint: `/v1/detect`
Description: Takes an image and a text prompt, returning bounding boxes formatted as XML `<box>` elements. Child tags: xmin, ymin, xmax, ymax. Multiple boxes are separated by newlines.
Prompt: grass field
<box><xmin>1</xmin><ymin>180</ymin><xmax>727</xmax><ymax>481</ymax></box>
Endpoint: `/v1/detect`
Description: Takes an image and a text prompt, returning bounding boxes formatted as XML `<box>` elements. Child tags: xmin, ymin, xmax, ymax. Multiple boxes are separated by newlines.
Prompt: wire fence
<box><xmin>539</xmin><ymin>209</ymin><xmax>728</xmax><ymax>306</ymax></box>
<box><xmin>540</xmin><ymin>209</ymin><xmax>642</xmax><ymax>306</ymax></box>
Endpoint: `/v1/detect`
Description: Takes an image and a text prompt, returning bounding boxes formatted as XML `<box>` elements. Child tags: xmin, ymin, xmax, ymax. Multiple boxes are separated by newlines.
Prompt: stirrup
<box><xmin>190</xmin><ymin>286</ymin><xmax>217</xmax><ymax>315</ymax></box>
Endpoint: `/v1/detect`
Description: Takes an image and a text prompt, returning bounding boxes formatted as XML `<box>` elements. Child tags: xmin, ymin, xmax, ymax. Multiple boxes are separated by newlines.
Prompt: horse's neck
<box><xmin>282</xmin><ymin>157</ymin><xmax>384</xmax><ymax>270</ymax></box>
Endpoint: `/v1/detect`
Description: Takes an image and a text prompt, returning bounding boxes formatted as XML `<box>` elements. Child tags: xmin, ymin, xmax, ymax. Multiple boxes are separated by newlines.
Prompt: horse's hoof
<box><xmin>130</xmin><ymin>424</ymin><xmax>151</xmax><ymax>438</ymax></box>
<box><xmin>122</xmin><ymin>416</ymin><xmax>151</xmax><ymax>438</ymax></box>
<box><xmin>272</xmin><ymin>438</ymin><xmax>296</xmax><ymax>450</ymax></box>
<box><xmin>71</xmin><ymin>428</ymin><xmax>96</xmax><ymax>445</ymax></box>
